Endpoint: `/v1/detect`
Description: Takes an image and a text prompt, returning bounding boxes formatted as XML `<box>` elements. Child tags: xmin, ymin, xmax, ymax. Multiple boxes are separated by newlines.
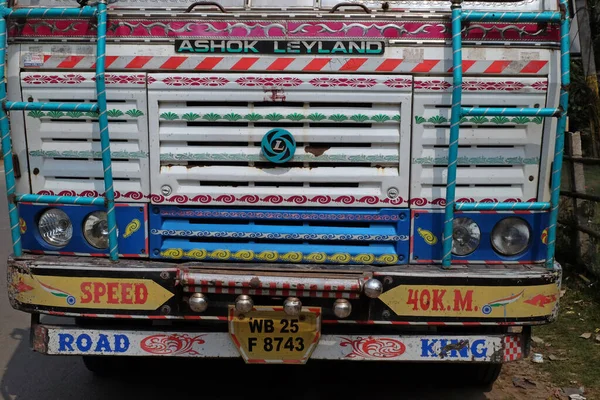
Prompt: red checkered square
<box><xmin>504</xmin><ymin>336</ymin><xmax>523</xmax><ymax>361</ymax></box>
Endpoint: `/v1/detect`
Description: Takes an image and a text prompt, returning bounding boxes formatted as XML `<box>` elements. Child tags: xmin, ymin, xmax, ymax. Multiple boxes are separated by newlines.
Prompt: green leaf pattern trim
<box><xmin>414</xmin><ymin>115</ymin><xmax>544</xmax><ymax>125</ymax></box>
<box><xmin>161</xmin><ymin>152</ymin><xmax>399</xmax><ymax>163</ymax></box>
<box><xmin>412</xmin><ymin>155</ymin><xmax>540</xmax><ymax>165</ymax></box>
<box><xmin>29</xmin><ymin>150</ymin><xmax>149</xmax><ymax>159</ymax></box>
<box><xmin>152</xmin><ymin>112</ymin><xmax>402</xmax><ymax>123</ymax></box>
<box><xmin>27</xmin><ymin>109</ymin><xmax>145</xmax><ymax>119</ymax></box>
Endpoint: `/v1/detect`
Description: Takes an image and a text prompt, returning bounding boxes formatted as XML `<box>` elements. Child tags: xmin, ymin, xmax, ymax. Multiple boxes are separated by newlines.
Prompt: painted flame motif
<box><xmin>541</xmin><ymin>228</ymin><xmax>548</xmax><ymax>244</ymax></box>
<box><xmin>417</xmin><ymin>228</ymin><xmax>438</xmax><ymax>245</ymax></box>
<box><xmin>340</xmin><ymin>336</ymin><xmax>406</xmax><ymax>359</ymax></box>
<box><xmin>123</xmin><ymin>219</ymin><xmax>141</xmax><ymax>238</ymax></box>
<box><xmin>19</xmin><ymin>218</ymin><xmax>27</xmax><ymax>234</ymax></box>
<box><xmin>140</xmin><ymin>334</ymin><xmax>206</xmax><ymax>356</ymax></box>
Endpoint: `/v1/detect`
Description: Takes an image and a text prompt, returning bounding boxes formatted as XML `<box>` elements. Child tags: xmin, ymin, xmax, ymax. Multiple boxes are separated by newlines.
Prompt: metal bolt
<box><xmin>153</xmin><ymin>249</ymin><xmax>160</xmax><ymax>256</ymax></box>
<box><xmin>152</xmin><ymin>207</ymin><xmax>160</xmax><ymax>214</ymax></box>
<box><xmin>398</xmin><ymin>255</ymin><xmax>405</xmax><ymax>262</ymax></box>
<box><xmin>33</xmin><ymin>168</ymin><xmax>39</xmax><ymax>175</ymax></box>
<box><xmin>383</xmin><ymin>276</ymin><xmax>393</xmax><ymax>285</ymax></box>
<box><xmin>160</xmin><ymin>185</ymin><xmax>172</xmax><ymax>196</ymax></box>
<box><xmin>160</xmin><ymin>271</ymin><xmax>169</xmax><ymax>280</ymax></box>
<box><xmin>160</xmin><ymin>305</ymin><xmax>171</xmax><ymax>315</ymax></box>
<box><xmin>387</xmin><ymin>187</ymin><xmax>399</xmax><ymax>199</ymax></box>
<box><xmin>399</xmin><ymin>213</ymin><xmax>406</xmax><ymax>220</ymax></box>
<box><xmin>382</xmin><ymin>310</ymin><xmax>391</xmax><ymax>320</ymax></box>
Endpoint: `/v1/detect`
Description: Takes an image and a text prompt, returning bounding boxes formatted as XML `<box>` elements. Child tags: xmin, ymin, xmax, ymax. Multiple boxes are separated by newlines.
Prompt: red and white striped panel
<box><xmin>186</xmin><ymin>285</ymin><xmax>360</xmax><ymax>299</ymax></box>
<box><xmin>503</xmin><ymin>335</ymin><xmax>523</xmax><ymax>361</ymax></box>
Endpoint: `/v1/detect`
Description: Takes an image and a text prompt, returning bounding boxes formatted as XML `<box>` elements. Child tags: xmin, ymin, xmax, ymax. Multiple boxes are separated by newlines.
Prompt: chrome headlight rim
<box><xmin>452</xmin><ymin>217</ymin><xmax>481</xmax><ymax>257</ymax></box>
<box><xmin>37</xmin><ymin>208</ymin><xmax>73</xmax><ymax>248</ymax></box>
<box><xmin>82</xmin><ymin>210</ymin><xmax>109</xmax><ymax>249</ymax></box>
<box><xmin>491</xmin><ymin>217</ymin><xmax>532</xmax><ymax>257</ymax></box>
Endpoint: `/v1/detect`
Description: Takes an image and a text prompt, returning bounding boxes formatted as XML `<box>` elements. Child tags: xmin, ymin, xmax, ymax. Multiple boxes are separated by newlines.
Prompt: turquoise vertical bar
<box><xmin>442</xmin><ymin>0</ymin><xmax>464</xmax><ymax>268</ymax></box>
<box><xmin>0</xmin><ymin>12</ymin><xmax>22</xmax><ymax>256</ymax></box>
<box><xmin>546</xmin><ymin>0</ymin><xmax>570</xmax><ymax>268</ymax></box>
<box><xmin>95</xmin><ymin>1</ymin><xmax>119</xmax><ymax>261</ymax></box>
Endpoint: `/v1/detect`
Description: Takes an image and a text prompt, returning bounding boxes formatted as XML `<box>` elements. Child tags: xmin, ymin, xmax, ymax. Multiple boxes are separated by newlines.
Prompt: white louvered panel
<box><xmin>149</xmin><ymin>73</ymin><xmax>412</xmax><ymax>207</ymax></box>
<box><xmin>21</xmin><ymin>72</ymin><xmax>149</xmax><ymax>202</ymax></box>
<box><xmin>159</xmin><ymin>126</ymin><xmax>400</xmax><ymax>143</ymax></box>
<box><xmin>411</xmin><ymin>77</ymin><xmax>547</xmax><ymax>207</ymax></box>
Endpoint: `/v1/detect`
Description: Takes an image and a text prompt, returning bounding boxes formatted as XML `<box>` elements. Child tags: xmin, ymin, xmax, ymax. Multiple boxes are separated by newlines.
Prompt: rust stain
<box><xmin>439</xmin><ymin>339</ymin><xmax>469</xmax><ymax>359</ymax></box>
<box><xmin>250</xmin><ymin>277</ymin><xmax>261</xmax><ymax>289</ymax></box>
<box><xmin>304</xmin><ymin>145</ymin><xmax>330</xmax><ymax>157</ymax></box>
<box><xmin>264</xmin><ymin>89</ymin><xmax>286</xmax><ymax>102</ymax></box>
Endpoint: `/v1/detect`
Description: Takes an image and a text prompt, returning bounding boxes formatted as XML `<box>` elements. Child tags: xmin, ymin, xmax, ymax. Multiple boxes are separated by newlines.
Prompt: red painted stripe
<box><xmin>194</xmin><ymin>57</ymin><xmax>223</xmax><ymax>70</ymax></box>
<box><xmin>412</xmin><ymin>60</ymin><xmax>440</xmax><ymax>73</ymax></box>
<box><xmin>447</xmin><ymin>60</ymin><xmax>477</xmax><ymax>72</ymax></box>
<box><xmin>125</xmin><ymin>56</ymin><xmax>153</xmax><ymax>69</ymax></box>
<box><xmin>339</xmin><ymin>58</ymin><xmax>367</xmax><ymax>71</ymax></box>
<box><xmin>113</xmin><ymin>315</ymin><xmax>133</xmax><ymax>319</ymax></box>
<box><xmin>302</xmin><ymin>58</ymin><xmax>330</xmax><ymax>71</ymax></box>
<box><xmin>427</xmin><ymin>322</ymin><xmax>446</xmax><ymax>326</ymax></box>
<box><xmin>91</xmin><ymin>55</ymin><xmax>119</xmax><ymax>70</ymax></box>
<box><xmin>247</xmin><ymin>359</ymin><xmax>267</xmax><ymax>363</ymax></box>
<box><xmin>43</xmin><ymin>55</ymin><xmax>52</xmax><ymax>63</ymax></box>
<box><xmin>267</xmin><ymin>58</ymin><xmax>295</xmax><ymax>71</ymax></box>
<box><xmin>231</xmin><ymin>335</ymin><xmax>241</xmax><ymax>348</ymax></box>
<box><xmin>520</xmin><ymin>60</ymin><xmax>547</xmax><ymax>74</ymax></box>
<box><xmin>484</xmin><ymin>60</ymin><xmax>512</xmax><ymax>74</ymax></box>
<box><xmin>231</xmin><ymin>57</ymin><xmax>259</xmax><ymax>71</ymax></box>
<box><xmin>160</xmin><ymin>56</ymin><xmax>188</xmax><ymax>69</ymax></box>
<box><xmin>57</xmin><ymin>56</ymin><xmax>85</xmax><ymax>69</ymax></box>
<box><xmin>375</xmin><ymin>58</ymin><xmax>403</xmax><ymax>72</ymax></box>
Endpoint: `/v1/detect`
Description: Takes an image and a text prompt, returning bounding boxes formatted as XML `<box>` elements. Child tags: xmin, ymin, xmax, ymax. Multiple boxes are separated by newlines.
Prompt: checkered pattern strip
<box><xmin>504</xmin><ymin>336</ymin><xmax>523</xmax><ymax>361</ymax></box>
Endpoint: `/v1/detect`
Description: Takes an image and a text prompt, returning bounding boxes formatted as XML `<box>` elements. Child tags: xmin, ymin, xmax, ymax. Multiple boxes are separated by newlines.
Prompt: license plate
<box><xmin>228</xmin><ymin>306</ymin><xmax>321</xmax><ymax>364</ymax></box>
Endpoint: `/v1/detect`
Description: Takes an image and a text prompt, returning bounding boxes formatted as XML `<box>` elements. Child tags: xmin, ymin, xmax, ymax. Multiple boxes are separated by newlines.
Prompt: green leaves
<box><xmin>265</xmin><ymin>113</ymin><xmax>284</xmax><ymax>121</ymax></box>
<box><xmin>245</xmin><ymin>113</ymin><xmax>262</xmax><ymax>121</ymax></box>
<box><xmin>490</xmin><ymin>116</ymin><xmax>510</xmax><ymax>124</ymax></box>
<box><xmin>66</xmin><ymin>111</ymin><xmax>83</xmax><ymax>118</ymax></box>
<box><xmin>329</xmin><ymin>114</ymin><xmax>348</xmax><ymax>122</ymax></box>
<box><xmin>202</xmin><ymin>113</ymin><xmax>220</xmax><ymax>122</ymax></box>
<box><xmin>47</xmin><ymin>111</ymin><xmax>64</xmax><ymax>119</ymax></box>
<box><xmin>223</xmin><ymin>113</ymin><xmax>242</xmax><ymax>122</ymax></box>
<box><xmin>414</xmin><ymin>116</ymin><xmax>426</xmax><ymax>124</ymax></box>
<box><xmin>372</xmin><ymin>114</ymin><xmax>391</xmax><ymax>123</ymax></box>
<box><xmin>161</xmin><ymin>112</ymin><xmax>179</xmax><ymax>121</ymax></box>
<box><xmin>107</xmin><ymin>109</ymin><xmax>125</xmax><ymax>118</ymax></box>
<box><xmin>125</xmin><ymin>109</ymin><xmax>144</xmax><ymax>118</ymax></box>
<box><xmin>182</xmin><ymin>112</ymin><xmax>200</xmax><ymax>121</ymax></box>
<box><xmin>427</xmin><ymin>115</ymin><xmax>448</xmax><ymax>124</ymax></box>
<box><xmin>307</xmin><ymin>113</ymin><xmax>326</xmax><ymax>122</ymax></box>
<box><xmin>27</xmin><ymin>110</ymin><xmax>45</xmax><ymax>119</ymax></box>
<box><xmin>286</xmin><ymin>113</ymin><xmax>304</xmax><ymax>121</ymax></box>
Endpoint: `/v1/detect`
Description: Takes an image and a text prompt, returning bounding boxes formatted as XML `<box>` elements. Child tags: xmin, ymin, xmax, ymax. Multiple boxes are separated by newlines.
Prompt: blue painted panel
<box><xmin>150</xmin><ymin>207</ymin><xmax>410</xmax><ymax>265</ymax></box>
<box><xmin>411</xmin><ymin>210</ymin><xmax>549</xmax><ymax>263</ymax></box>
<box><xmin>18</xmin><ymin>203</ymin><xmax>147</xmax><ymax>256</ymax></box>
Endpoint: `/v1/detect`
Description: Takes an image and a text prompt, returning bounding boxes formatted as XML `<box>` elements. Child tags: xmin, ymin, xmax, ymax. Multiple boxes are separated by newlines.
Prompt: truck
<box><xmin>4</xmin><ymin>0</ymin><xmax>568</xmax><ymax>385</ymax></box>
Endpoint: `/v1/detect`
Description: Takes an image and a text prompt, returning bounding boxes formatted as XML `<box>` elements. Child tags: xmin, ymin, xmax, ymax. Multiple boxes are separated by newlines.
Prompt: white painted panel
<box><xmin>149</xmin><ymin>73</ymin><xmax>412</xmax><ymax>207</ymax></box>
<box><xmin>43</xmin><ymin>327</ymin><xmax>513</xmax><ymax>363</ymax></box>
<box><xmin>22</xmin><ymin>72</ymin><xmax>149</xmax><ymax>202</ymax></box>
<box><xmin>411</xmin><ymin>79</ymin><xmax>547</xmax><ymax>207</ymax></box>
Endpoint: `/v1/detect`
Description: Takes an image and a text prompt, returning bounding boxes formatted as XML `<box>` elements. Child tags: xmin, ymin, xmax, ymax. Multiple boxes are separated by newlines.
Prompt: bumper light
<box><xmin>235</xmin><ymin>295</ymin><xmax>254</xmax><ymax>314</ymax></box>
<box><xmin>283</xmin><ymin>297</ymin><xmax>302</xmax><ymax>316</ymax></box>
<box><xmin>364</xmin><ymin>279</ymin><xmax>383</xmax><ymax>298</ymax></box>
<box><xmin>452</xmin><ymin>217</ymin><xmax>481</xmax><ymax>256</ymax></box>
<box><xmin>188</xmin><ymin>293</ymin><xmax>208</xmax><ymax>313</ymax></box>
<box><xmin>83</xmin><ymin>211</ymin><xmax>109</xmax><ymax>249</ymax></box>
<box><xmin>491</xmin><ymin>217</ymin><xmax>531</xmax><ymax>256</ymax></box>
<box><xmin>38</xmin><ymin>208</ymin><xmax>73</xmax><ymax>247</ymax></box>
<box><xmin>333</xmin><ymin>299</ymin><xmax>352</xmax><ymax>318</ymax></box>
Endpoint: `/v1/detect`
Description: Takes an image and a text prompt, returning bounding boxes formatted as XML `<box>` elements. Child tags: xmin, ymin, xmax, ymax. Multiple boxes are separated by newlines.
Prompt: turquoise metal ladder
<box><xmin>443</xmin><ymin>0</ymin><xmax>570</xmax><ymax>268</ymax></box>
<box><xmin>0</xmin><ymin>0</ymin><xmax>119</xmax><ymax>260</ymax></box>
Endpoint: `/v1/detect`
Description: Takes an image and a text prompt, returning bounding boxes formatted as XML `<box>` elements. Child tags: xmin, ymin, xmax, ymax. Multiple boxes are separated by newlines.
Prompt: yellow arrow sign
<box><xmin>379</xmin><ymin>283</ymin><xmax>559</xmax><ymax>318</ymax></box>
<box><xmin>11</xmin><ymin>272</ymin><xmax>174</xmax><ymax>311</ymax></box>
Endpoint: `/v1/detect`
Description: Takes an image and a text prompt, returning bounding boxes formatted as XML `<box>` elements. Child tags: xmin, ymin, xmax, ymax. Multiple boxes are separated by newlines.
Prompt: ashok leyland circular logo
<box><xmin>261</xmin><ymin>128</ymin><xmax>296</xmax><ymax>164</ymax></box>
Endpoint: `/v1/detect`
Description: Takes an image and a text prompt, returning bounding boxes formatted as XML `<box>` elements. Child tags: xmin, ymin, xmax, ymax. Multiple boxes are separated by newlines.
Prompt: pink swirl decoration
<box><xmin>357</xmin><ymin>196</ymin><xmax>378</xmax><ymax>205</ymax></box>
<box><xmin>58</xmin><ymin>190</ymin><xmax>76</xmax><ymax>196</ymax></box>
<box><xmin>239</xmin><ymin>194</ymin><xmax>259</xmax><ymax>203</ymax></box>
<box><xmin>480</xmin><ymin>198</ymin><xmax>498</xmax><ymax>203</ymax></box>
<box><xmin>457</xmin><ymin>197</ymin><xmax>475</xmax><ymax>203</ymax></box>
<box><xmin>526</xmin><ymin>197</ymin><xmax>537</xmax><ymax>202</ymax></box>
<box><xmin>409</xmin><ymin>198</ymin><xmax>428</xmax><ymax>206</ymax></box>
<box><xmin>192</xmin><ymin>194</ymin><xmax>212</xmax><ymax>203</ymax></box>
<box><xmin>431</xmin><ymin>198</ymin><xmax>447</xmax><ymax>206</ymax></box>
<box><xmin>150</xmin><ymin>194</ymin><xmax>166</xmax><ymax>203</ymax></box>
<box><xmin>505</xmin><ymin>198</ymin><xmax>522</xmax><ymax>203</ymax></box>
<box><xmin>263</xmin><ymin>195</ymin><xmax>283</xmax><ymax>204</ymax></box>
<box><xmin>340</xmin><ymin>337</ymin><xmax>406</xmax><ymax>359</ymax></box>
<box><xmin>310</xmin><ymin>195</ymin><xmax>332</xmax><ymax>204</ymax></box>
<box><xmin>80</xmin><ymin>190</ymin><xmax>100</xmax><ymax>197</ymax></box>
<box><xmin>37</xmin><ymin>190</ymin><xmax>54</xmax><ymax>195</ymax></box>
<box><xmin>140</xmin><ymin>334</ymin><xmax>205</xmax><ymax>356</ymax></box>
<box><xmin>334</xmin><ymin>195</ymin><xmax>355</xmax><ymax>204</ymax></box>
<box><xmin>123</xmin><ymin>191</ymin><xmax>144</xmax><ymax>200</ymax></box>
<box><xmin>167</xmin><ymin>195</ymin><xmax>188</xmax><ymax>204</ymax></box>
<box><xmin>215</xmin><ymin>194</ymin><xmax>235</xmax><ymax>204</ymax></box>
<box><xmin>286</xmin><ymin>195</ymin><xmax>307</xmax><ymax>204</ymax></box>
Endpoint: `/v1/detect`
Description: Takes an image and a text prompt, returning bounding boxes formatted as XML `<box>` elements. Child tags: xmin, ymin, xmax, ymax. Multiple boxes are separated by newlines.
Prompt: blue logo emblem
<box><xmin>261</xmin><ymin>128</ymin><xmax>296</xmax><ymax>164</ymax></box>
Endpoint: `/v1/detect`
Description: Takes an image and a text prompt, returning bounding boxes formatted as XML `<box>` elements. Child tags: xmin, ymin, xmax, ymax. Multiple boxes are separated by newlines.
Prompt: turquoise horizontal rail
<box><xmin>455</xmin><ymin>202</ymin><xmax>551</xmax><ymax>211</ymax></box>
<box><xmin>4</xmin><ymin>101</ymin><xmax>98</xmax><ymax>112</ymax></box>
<box><xmin>461</xmin><ymin>11</ymin><xmax>562</xmax><ymax>23</ymax></box>
<box><xmin>4</xmin><ymin>6</ymin><xmax>97</xmax><ymax>18</ymax></box>
<box><xmin>17</xmin><ymin>194</ymin><xmax>105</xmax><ymax>206</ymax></box>
<box><xmin>461</xmin><ymin>107</ymin><xmax>559</xmax><ymax>117</ymax></box>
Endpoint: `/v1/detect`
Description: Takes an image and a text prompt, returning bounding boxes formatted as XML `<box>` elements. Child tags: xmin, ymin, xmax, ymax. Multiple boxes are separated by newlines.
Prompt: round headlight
<box><xmin>83</xmin><ymin>211</ymin><xmax>109</xmax><ymax>249</ymax></box>
<box><xmin>491</xmin><ymin>217</ymin><xmax>531</xmax><ymax>256</ymax></box>
<box><xmin>38</xmin><ymin>208</ymin><xmax>72</xmax><ymax>247</ymax></box>
<box><xmin>452</xmin><ymin>217</ymin><xmax>481</xmax><ymax>256</ymax></box>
